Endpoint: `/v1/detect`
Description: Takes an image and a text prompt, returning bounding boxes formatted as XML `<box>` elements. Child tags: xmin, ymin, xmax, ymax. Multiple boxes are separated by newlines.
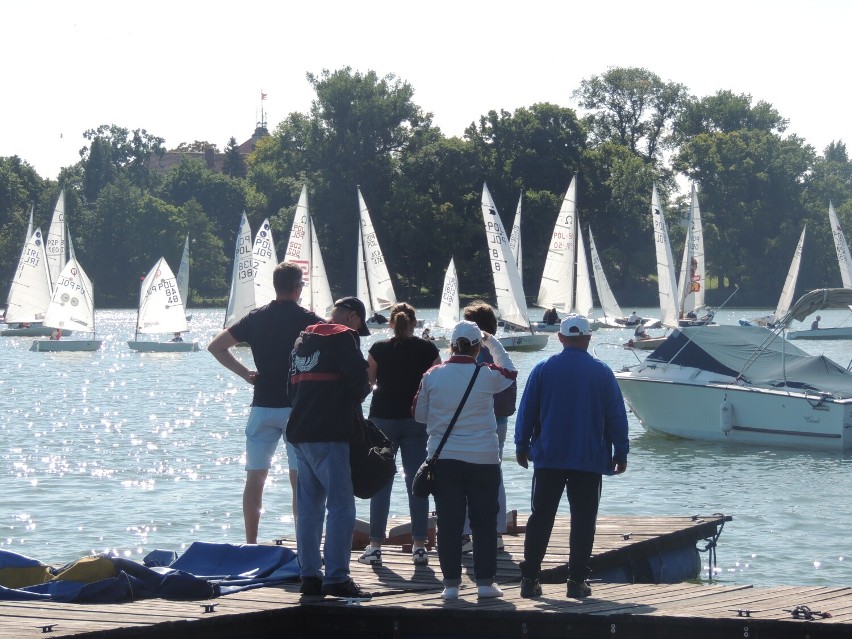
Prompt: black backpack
<box><xmin>350</xmin><ymin>415</ymin><xmax>397</xmax><ymax>499</ymax></box>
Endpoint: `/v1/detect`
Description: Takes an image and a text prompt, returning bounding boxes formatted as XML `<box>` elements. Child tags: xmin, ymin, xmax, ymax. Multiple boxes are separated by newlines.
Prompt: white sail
<box><xmin>774</xmin><ymin>226</ymin><xmax>807</xmax><ymax>321</ymax></box>
<box><xmin>574</xmin><ymin>225</ymin><xmax>594</xmax><ymax>317</ymax></box>
<box><xmin>537</xmin><ymin>176</ymin><xmax>577</xmax><ymax>312</ymax></box>
<box><xmin>509</xmin><ymin>193</ymin><xmax>523</xmax><ymax>274</ymax></box>
<box><xmin>356</xmin><ymin>228</ymin><xmax>370</xmax><ymax>308</ymax></box>
<box><xmin>677</xmin><ymin>183</ymin><xmax>706</xmax><ymax>315</ymax></box>
<box><xmin>308</xmin><ymin>217</ymin><xmax>334</xmax><ymax>318</ymax></box>
<box><xmin>176</xmin><ymin>235</ymin><xmax>190</xmax><ymax>309</ymax></box>
<box><xmin>136</xmin><ymin>258</ymin><xmax>188</xmax><ymax>335</ymax></box>
<box><xmin>253</xmin><ymin>220</ymin><xmax>278</xmax><ymax>308</ymax></box>
<box><xmin>26</xmin><ymin>204</ymin><xmax>34</xmax><ymax>241</ymax></box>
<box><xmin>5</xmin><ymin>207</ymin><xmax>35</xmax><ymax>310</ymax></box>
<box><xmin>437</xmin><ymin>257</ymin><xmax>460</xmax><ymax>329</ymax></box>
<box><xmin>651</xmin><ymin>183</ymin><xmax>680</xmax><ymax>329</ymax></box>
<box><xmin>224</xmin><ymin>213</ymin><xmax>255</xmax><ymax>328</ymax></box>
<box><xmin>43</xmin><ymin>258</ymin><xmax>95</xmax><ymax>333</ymax></box>
<box><xmin>5</xmin><ymin>228</ymin><xmax>52</xmax><ymax>324</ymax></box>
<box><xmin>589</xmin><ymin>227</ymin><xmax>624</xmax><ymax>319</ymax></box>
<box><xmin>45</xmin><ymin>189</ymin><xmax>67</xmax><ymax>289</ymax></box>
<box><xmin>357</xmin><ymin>188</ymin><xmax>396</xmax><ymax>315</ymax></box>
<box><xmin>828</xmin><ymin>202</ymin><xmax>852</xmax><ymax>288</ymax></box>
<box><xmin>284</xmin><ymin>186</ymin><xmax>334</xmax><ymax>317</ymax></box>
<box><xmin>481</xmin><ymin>183</ymin><xmax>529</xmax><ymax>329</ymax></box>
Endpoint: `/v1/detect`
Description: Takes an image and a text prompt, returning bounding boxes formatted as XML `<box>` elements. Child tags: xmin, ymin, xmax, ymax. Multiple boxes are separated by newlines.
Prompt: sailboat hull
<box><xmin>498</xmin><ymin>333</ymin><xmax>549</xmax><ymax>352</ymax></box>
<box><xmin>30</xmin><ymin>340</ymin><xmax>101</xmax><ymax>352</ymax></box>
<box><xmin>2</xmin><ymin>325</ymin><xmax>57</xmax><ymax>337</ymax></box>
<box><xmin>128</xmin><ymin>341</ymin><xmax>200</xmax><ymax>353</ymax></box>
<box><xmin>787</xmin><ymin>327</ymin><xmax>852</xmax><ymax>340</ymax></box>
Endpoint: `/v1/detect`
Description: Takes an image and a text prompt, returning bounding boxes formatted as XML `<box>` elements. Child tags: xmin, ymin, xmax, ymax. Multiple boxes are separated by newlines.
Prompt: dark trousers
<box><xmin>521</xmin><ymin>468</ymin><xmax>602</xmax><ymax>582</ymax></box>
<box><xmin>433</xmin><ymin>459</ymin><xmax>500</xmax><ymax>586</ymax></box>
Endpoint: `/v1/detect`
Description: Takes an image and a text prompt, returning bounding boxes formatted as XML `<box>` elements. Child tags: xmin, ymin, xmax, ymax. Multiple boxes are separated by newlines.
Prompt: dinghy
<box><xmin>31</xmin><ymin>258</ymin><xmax>101</xmax><ymax>352</ymax></box>
<box><xmin>128</xmin><ymin>257</ymin><xmax>199</xmax><ymax>352</ymax></box>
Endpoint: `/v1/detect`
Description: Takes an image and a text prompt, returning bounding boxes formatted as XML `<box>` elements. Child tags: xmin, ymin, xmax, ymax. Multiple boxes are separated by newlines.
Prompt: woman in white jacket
<box><xmin>412</xmin><ymin>321</ymin><xmax>516</xmax><ymax>600</ymax></box>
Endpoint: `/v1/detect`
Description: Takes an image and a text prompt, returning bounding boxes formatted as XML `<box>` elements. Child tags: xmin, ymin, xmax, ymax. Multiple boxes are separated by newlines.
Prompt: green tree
<box><xmin>80</xmin><ymin>125</ymin><xmax>165</xmax><ymax>196</ymax></box>
<box><xmin>222</xmin><ymin>137</ymin><xmax>247</xmax><ymax>178</ymax></box>
<box><xmin>574</xmin><ymin>67</ymin><xmax>687</xmax><ymax>164</ymax></box>
<box><xmin>171</xmin><ymin>141</ymin><xmax>220</xmax><ymax>153</ymax></box>
<box><xmin>157</xmin><ymin>156</ymin><xmax>247</xmax><ymax>243</ymax></box>
<box><xmin>673</xmin><ymin>92</ymin><xmax>814</xmax><ymax>302</ymax></box>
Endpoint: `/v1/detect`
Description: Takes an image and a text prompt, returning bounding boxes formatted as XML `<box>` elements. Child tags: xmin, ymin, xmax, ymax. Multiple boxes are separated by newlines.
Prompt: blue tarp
<box><xmin>0</xmin><ymin>543</ymin><xmax>299</xmax><ymax>603</ymax></box>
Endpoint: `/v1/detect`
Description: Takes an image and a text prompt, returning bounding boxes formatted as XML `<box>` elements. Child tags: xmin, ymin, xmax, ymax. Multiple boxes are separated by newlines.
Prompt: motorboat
<box><xmin>616</xmin><ymin>288</ymin><xmax>852</xmax><ymax>451</ymax></box>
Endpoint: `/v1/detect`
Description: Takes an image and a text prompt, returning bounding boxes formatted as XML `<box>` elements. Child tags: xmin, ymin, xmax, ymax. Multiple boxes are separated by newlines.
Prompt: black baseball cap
<box><xmin>334</xmin><ymin>297</ymin><xmax>370</xmax><ymax>336</ymax></box>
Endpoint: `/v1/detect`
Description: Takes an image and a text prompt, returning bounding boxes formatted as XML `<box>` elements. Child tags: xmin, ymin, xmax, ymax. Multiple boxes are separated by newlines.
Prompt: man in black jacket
<box><xmin>287</xmin><ymin>296</ymin><xmax>372</xmax><ymax>599</ymax></box>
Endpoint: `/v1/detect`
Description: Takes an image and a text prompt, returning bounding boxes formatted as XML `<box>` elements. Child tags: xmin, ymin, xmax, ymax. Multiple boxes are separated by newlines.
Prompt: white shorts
<box><xmin>244</xmin><ymin>406</ymin><xmax>298</xmax><ymax>472</ymax></box>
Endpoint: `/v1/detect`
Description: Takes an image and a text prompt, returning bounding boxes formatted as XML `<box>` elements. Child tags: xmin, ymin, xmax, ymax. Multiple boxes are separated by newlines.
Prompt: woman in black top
<box><xmin>358</xmin><ymin>303</ymin><xmax>441</xmax><ymax>567</ymax></box>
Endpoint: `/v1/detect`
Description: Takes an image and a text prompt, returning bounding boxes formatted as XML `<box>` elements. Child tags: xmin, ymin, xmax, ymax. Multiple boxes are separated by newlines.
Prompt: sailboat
<box><xmin>356</xmin><ymin>188</ymin><xmax>396</xmax><ymax>323</ymax></box>
<box><xmin>283</xmin><ymin>185</ymin><xmax>334</xmax><ymax>318</ymax></box>
<box><xmin>30</xmin><ymin>258</ymin><xmax>101</xmax><ymax>352</ymax></box>
<box><xmin>676</xmin><ymin>183</ymin><xmax>712</xmax><ymax>326</ymax></box>
<box><xmin>425</xmin><ymin>257</ymin><xmax>461</xmax><ymax>349</ymax></box>
<box><xmin>740</xmin><ymin>226</ymin><xmax>806</xmax><ymax>329</ymax></box>
<box><xmin>786</xmin><ymin>203</ymin><xmax>852</xmax><ymax>339</ymax></box>
<box><xmin>627</xmin><ymin>184</ymin><xmax>679</xmax><ymax>350</ymax></box>
<box><xmin>252</xmin><ymin>219</ymin><xmax>278</xmax><ymax>308</ymax></box>
<box><xmin>224</xmin><ymin>213</ymin><xmax>255</xmax><ymax>329</ymax></box>
<box><xmin>480</xmin><ymin>184</ymin><xmax>548</xmax><ymax>352</ymax></box>
<box><xmin>533</xmin><ymin>175</ymin><xmax>594</xmax><ymax>332</ymax></box>
<box><xmin>128</xmin><ymin>257</ymin><xmax>199</xmax><ymax>352</ymax></box>
<box><xmin>176</xmin><ymin>235</ymin><xmax>192</xmax><ymax>321</ymax></box>
<box><xmin>1</xmin><ymin>227</ymin><xmax>56</xmax><ymax>337</ymax></box>
<box><xmin>588</xmin><ymin>227</ymin><xmax>634</xmax><ymax>328</ymax></box>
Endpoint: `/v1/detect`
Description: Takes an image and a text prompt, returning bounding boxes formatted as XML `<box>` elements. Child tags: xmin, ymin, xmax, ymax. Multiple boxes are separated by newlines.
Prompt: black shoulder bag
<box><xmin>411</xmin><ymin>365</ymin><xmax>481</xmax><ymax>499</ymax></box>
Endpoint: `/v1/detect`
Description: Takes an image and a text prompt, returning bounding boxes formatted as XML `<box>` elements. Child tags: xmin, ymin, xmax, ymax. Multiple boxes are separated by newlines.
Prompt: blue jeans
<box><xmin>464</xmin><ymin>417</ymin><xmax>508</xmax><ymax>534</ymax></box>
<box><xmin>433</xmin><ymin>459</ymin><xmax>500</xmax><ymax>587</ymax></box>
<box><xmin>293</xmin><ymin>442</ymin><xmax>355</xmax><ymax>585</ymax></box>
<box><xmin>368</xmin><ymin>417</ymin><xmax>430</xmax><ymax>543</ymax></box>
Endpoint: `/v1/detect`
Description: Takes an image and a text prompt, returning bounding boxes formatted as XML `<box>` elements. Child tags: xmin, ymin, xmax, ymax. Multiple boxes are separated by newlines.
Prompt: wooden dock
<box><xmin>3</xmin><ymin>514</ymin><xmax>851</xmax><ymax>638</ymax></box>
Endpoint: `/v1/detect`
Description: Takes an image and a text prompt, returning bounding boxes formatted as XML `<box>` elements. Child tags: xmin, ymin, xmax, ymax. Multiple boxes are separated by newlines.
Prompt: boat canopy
<box><xmin>779</xmin><ymin>288</ymin><xmax>852</xmax><ymax>325</ymax></box>
<box><xmin>647</xmin><ymin>325</ymin><xmax>852</xmax><ymax>398</ymax></box>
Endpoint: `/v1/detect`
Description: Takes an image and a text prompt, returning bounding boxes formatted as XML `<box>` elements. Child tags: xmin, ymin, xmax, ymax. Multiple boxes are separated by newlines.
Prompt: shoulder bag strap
<box><xmin>431</xmin><ymin>364</ymin><xmax>481</xmax><ymax>461</ymax></box>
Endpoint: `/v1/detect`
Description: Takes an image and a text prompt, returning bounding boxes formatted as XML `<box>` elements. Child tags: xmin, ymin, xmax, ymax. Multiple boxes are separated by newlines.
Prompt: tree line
<box><xmin>1</xmin><ymin>66</ymin><xmax>851</xmax><ymax>309</ymax></box>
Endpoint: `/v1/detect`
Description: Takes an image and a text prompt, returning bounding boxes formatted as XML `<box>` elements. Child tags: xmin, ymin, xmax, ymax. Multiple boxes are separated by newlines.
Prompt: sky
<box><xmin>3</xmin><ymin>0</ymin><xmax>851</xmax><ymax>185</ymax></box>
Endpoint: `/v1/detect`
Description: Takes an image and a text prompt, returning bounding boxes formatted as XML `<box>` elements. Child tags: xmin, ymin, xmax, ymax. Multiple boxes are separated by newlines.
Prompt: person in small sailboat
<box><xmin>171</xmin><ymin>332</ymin><xmax>184</xmax><ymax>342</ymax></box>
<box><xmin>50</xmin><ymin>328</ymin><xmax>62</xmax><ymax>340</ymax></box>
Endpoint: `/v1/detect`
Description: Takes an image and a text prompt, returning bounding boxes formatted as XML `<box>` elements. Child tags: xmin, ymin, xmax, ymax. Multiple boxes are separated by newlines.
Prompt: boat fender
<box><xmin>720</xmin><ymin>397</ymin><xmax>734</xmax><ymax>435</ymax></box>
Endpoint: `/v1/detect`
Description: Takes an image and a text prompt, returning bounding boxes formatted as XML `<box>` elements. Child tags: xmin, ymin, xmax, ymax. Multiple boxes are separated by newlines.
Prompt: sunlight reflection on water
<box><xmin>2</xmin><ymin>307</ymin><xmax>852</xmax><ymax>587</ymax></box>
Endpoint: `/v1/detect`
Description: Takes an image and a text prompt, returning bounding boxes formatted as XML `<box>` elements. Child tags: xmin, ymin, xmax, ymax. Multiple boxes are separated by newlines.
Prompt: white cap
<box><xmin>559</xmin><ymin>313</ymin><xmax>592</xmax><ymax>337</ymax></box>
<box><xmin>451</xmin><ymin>320</ymin><xmax>482</xmax><ymax>347</ymax></box>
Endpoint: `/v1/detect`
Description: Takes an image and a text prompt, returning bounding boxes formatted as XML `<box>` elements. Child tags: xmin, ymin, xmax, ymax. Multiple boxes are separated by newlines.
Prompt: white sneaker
<box><xmin>412</xmin><ymin>547</ymin><xmax>429</xmax><ymax>566</ymax></box>
<box><xmin>496</xmin><ymin>534</ymin><xmax>505</xmax><ymax>551</ymax></box>
<box><xmin>441</xmin><ymin>586</ymin><xmax>459</xmax><ymax>600</ymax></box>
<box><xmin>477</xmin><ymin>583</ymin><xmax>504</xmax><ymax>599</ymax></box>
<box><xmin>461</xmin><ymin>534</ymin><xmax>473</xmax><ymax>554</ymax></box>
<box><xmin>358</xmin><ymin>546</ymin><xmax>382</xmax><ymax>566</ymax></box>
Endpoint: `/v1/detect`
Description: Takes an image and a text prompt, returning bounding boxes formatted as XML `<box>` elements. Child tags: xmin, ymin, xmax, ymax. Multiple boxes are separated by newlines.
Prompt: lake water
<box><xmin>3</xmin><ymin>306</ymin><xmax>852</xmax><ymax>589</ymax></box>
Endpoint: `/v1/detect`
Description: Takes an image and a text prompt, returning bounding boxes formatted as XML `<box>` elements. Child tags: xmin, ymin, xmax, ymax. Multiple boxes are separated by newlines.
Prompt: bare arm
<box><xmin>207</xmin><ymin>329</ymin><xmax>256</xmax><ymax>385</ymax></box>
<box><xmin>367</xmin><ymin>354</ymin><xmax>378</xmax><ymax>387</ymax></box>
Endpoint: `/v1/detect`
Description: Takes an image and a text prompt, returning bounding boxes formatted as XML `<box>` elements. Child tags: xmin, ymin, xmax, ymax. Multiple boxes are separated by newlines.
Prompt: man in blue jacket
<box><xmin>514</xmin><ymin>314</ymin><xmax>628</xmax><ymax>599</ymax></box>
